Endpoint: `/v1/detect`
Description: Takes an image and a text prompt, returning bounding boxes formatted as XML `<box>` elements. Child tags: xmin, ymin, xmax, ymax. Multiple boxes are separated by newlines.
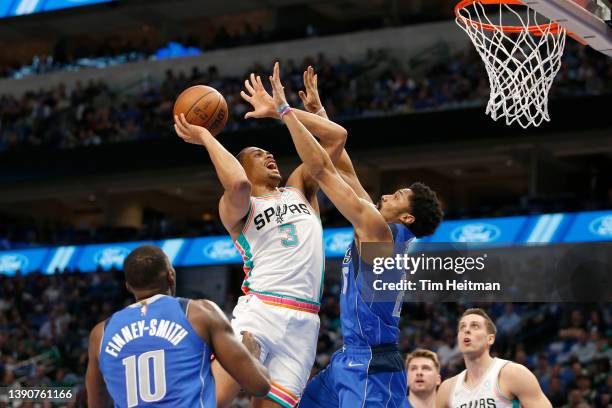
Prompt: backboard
<box><xmin>524</xmin><ymin>0</ymin><xmax>612</xmax><ymax>56</ymax></box>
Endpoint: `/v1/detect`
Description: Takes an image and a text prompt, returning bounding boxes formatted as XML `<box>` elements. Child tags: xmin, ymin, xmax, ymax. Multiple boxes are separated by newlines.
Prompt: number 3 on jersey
<box><xmin>279</xmin><ymin>223</ymin><xmax>299</xmax><ymax>247</ymax></box>
<box><xmin>122</xmin><ymin>349</ymin><xmax>166</xmax><ymax>407</ymax></box>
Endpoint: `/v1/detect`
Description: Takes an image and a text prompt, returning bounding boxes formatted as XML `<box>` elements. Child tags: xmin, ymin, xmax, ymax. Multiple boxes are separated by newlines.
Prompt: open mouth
<box><xmin>463</xmin><ymin>337</ymin><xmax>471</xmax><ymax>346</ymax></box>
<box><xmin>265</xmin><ymin>160</ymin><xmax>278</xmax><ymax>170</ymax></box>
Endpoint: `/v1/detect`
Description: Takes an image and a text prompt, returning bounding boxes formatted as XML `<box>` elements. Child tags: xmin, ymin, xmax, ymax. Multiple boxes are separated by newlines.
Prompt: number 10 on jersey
<box><xmin>122</xmin><ymin>349</ymin><xmax>167</xmax><ymax>407</ymax></box>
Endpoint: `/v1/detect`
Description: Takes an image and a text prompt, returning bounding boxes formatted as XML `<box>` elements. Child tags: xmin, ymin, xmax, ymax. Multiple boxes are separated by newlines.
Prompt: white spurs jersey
<box><xmin>451</xmin><ymin>358</ymin><xmax>520</xmax><ymax>408</ymax></box>
<box><xmin>234</xmin><ymin>187</ymin><xmax>324</xmax><ymax>304</ymax></box>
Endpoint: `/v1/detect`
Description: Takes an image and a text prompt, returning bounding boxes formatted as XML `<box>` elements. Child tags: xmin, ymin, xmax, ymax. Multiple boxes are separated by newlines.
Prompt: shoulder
<box><xmin>188</xmin><ymin>300</ymin><xmax>228</xmax><ymax>327</ymax></box>
<box><xmin>88</xmin><ymin>320</ymin><xmax>106</xmax><ymax>357</ymax></box>
<box><xmin>499</xmin><ymin>361</ymin><xmax>533</xmax><ymax>380</ymax></box>
<box><xmin>499</xmin><ymin>361</ymin><xmax>539</xmax><ymax>396</ymax></box>
<box><xmin>90</xmin><ymin>320</ymin><xmax>106</xmax><ymax>340</ymax></box>
<box><xmin>286</xmin><ymin>166</ymin><xmax>319</xmax><ymax>202</ymax></box>
<box><xmin>354</xmin><ymin>202</ymin><xmax>393</xmax><ymax>242</ymax></box>
<box><xmin>438</xmin><ymin>375</ymin><xmax>459</xmax><ymax>399</ymax></box>
<box><xmin>186</xmin><ymin>299</ymin><xmax>230</xmax><ymax>343</ymax></box>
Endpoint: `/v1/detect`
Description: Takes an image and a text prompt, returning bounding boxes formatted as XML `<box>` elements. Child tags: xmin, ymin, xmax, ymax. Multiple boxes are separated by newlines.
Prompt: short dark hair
<box><xmin>236</xmin><ymin>147</ymin><xmax>250</xmax><ymax>165</ymax></box>
<box><xmin>237</xmin><ymin>146</ymin><xmax>258</xmax><ymax>166</ymax></box>
<box><xmin>123</xmin><ymin>245</ymin><xmax>171</xmax><ymax>290</ymax></box>
<box><xmin>407</xmin><ymin>182</ymin><xmax>443</xmax><ymax>238</ymax></box>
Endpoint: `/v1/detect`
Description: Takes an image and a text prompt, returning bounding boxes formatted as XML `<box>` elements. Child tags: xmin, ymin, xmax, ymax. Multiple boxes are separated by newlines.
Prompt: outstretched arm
<box><xmin>241</xmin><ymin>68</ymin><xmax>347</xmax><ymax>207</ymax></box>
<box><xmin>174</xmin><ymin>115</ymin><xmax>251</xmax><ymax>237</ymax></box>
<box><xmin>297</xmin><ymin>66</ymin><xmax>373</xmax><ymax>203</ymax></box>
<box><xmin>269</xmin><ymin>64</ymin><xmax>390</xmax><ymax>243</ymax></box>
<box><xmin>241</xmin><ymin>71</ymin><xmax>347</xmax><ymax>164</ymax></box>
<box><xmin>502</xmin><ymin>363</ymin><xmax>552</xmax><ymax>408</ymax></box>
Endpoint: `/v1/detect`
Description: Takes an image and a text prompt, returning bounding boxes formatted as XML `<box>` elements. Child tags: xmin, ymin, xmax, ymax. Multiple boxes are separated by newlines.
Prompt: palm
<box><xmin>303</xmin><ymin>93</ymin><xmax>320</xmax><ymax>112</ymax></box>
<box><xmin>299</xmin><ymin>66</ymin><xmax>323</xmax><ymax>113</ymax></box>
<box><xmin>241</xmin><ymin>73</ymin><xmax>277</xmax><ymax>119</ymax></box>
<box><xmin>174</xmin><ymin>114</ymin><xmax>211</xmax><ymax>145</ymax></box>
<box><xmin>249</xmin><ymin>90</ymin><xmax>275</xmax><ymax>117</ymax></box>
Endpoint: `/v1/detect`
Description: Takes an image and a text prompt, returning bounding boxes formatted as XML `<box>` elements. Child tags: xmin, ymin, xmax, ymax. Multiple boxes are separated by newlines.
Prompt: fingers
<box><xmin>255</xmin><ymin>75</ymin><xmax>264</xmax><ymax>90</ymax></box>
<box><xmin>240</xmin><ymin>90</ymin><xmax>252</xmax><ymax>102</ymax></box>
<box><xmin>273</xmin><ymin>61</ymin><xmax>280</xmax><ymax>82</ymax></box>
<box><xmin>313</xmin><ymin>73</ymin><xmax>318</xmax><ymax>88</ymax></box>
<box><xmin>178</xmin><ymin>113</ymin><xmax>190</xmax><ymax>130</ymax></box>
<box><xmin>173</xmin><ymin>123</ymin><xmax>188</xmax><ymax>141</ymax></box>
<box><xmin>269</xmin><ymin>75</ymin><xmax>282</xmax><ymax>93</ymax></box>
<box><xmin>298</xmin><ymin>90</ymin><xmax>307</xmax><ymax>103</ymax></box>
<box><xmin>244</xmin><ymin>74</ymin><xmax>255</xmax><ymax>96</ymax></box>
<box><xmin>174</xmin><ymin>114</ymin><xmax>188</xmax><ymax>134</ymax></box>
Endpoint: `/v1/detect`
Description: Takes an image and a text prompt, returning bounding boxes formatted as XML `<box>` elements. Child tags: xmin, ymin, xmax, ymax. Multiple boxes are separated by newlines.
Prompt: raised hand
<box><xmin>298</xmin><ymin>66</ymin><xmax>324</xmax><ymax>114</ymax></box>
<box><xmin>174</xmin><ymin>113</ymin><xmax>213</xmax><ymax>145</ymax></box>
<box><xmin>240</xmin><ymin>73</ymin><xmax>278</xmax><ymax>119</ymax></box>
<box><xmin>269</xmin><ymin>61</ymin><xmax>289</xmax><ymax>110</ymax></box>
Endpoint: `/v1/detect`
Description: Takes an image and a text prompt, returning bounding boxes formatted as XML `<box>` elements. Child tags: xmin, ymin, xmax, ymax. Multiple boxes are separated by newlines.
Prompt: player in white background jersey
<box><xmin>436</xmin><ymin>308</ymin><xmax>552</xmax><ymax>408</ymax></box>
<box><xmin>174</xmin><ymin>67</ymin><xmax>347</xmax><ymax>408</ymax></box>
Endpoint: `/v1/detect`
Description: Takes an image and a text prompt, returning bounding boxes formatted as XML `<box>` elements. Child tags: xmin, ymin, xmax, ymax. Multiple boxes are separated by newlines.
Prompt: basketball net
<box><xmin>455</xmin><ymin>0</ymin><xmax>567</xmax><ymax>128</ymax></box>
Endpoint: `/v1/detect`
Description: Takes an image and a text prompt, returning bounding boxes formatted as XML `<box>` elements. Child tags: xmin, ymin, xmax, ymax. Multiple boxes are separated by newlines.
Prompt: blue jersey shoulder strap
<box><xmin>177</xmin><ymin>297</ymin><xmax>190</xmax><ymax>315</ymax></box>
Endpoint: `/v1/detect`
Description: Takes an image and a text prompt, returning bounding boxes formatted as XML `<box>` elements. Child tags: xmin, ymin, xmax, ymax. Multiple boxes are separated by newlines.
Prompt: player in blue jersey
<box><xmin>404</xmin><ymin>349</ymin><xmax>441</xmax><ymax>408</ymax></box>
<box><xmin>267</xmin><ymin>62</ymin><xmax>443</xmax><ymax>407</ymax></box>
<box><xmin>86</xmin><ymin>245</ymin><xmax>270</xmax><ymax>407</ymax></box>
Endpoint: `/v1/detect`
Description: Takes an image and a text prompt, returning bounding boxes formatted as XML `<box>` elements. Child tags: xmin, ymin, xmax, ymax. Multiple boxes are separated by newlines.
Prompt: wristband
<box><xmin>279</xmin><ymin>106</ymin><xmax>292</xmax><ymax>119</ymax></box>
<box><xmin>315</xmin><ymin>107</ymin><xmax>326</xmax><ymax>115</ymax></box>
<box><xmin>276</xmin><ymin>103</ymin><xmax>290</xmax><ymax>114</ymax></box>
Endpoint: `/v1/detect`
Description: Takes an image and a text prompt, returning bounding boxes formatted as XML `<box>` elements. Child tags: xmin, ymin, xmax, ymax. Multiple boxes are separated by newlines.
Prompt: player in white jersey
<box><xmin>174</xmin><ymin>67</ymin><xmax>347</xmax><ymax>408</ymax></box>
<box><xmin>436</xmin><ymin>308</ymin><xmax>552</xmax><ymax>408</ymax></box>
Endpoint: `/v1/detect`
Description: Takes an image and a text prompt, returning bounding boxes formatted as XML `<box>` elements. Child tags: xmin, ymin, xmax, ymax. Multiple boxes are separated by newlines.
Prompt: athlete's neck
<box><xmin>133</xmin><ymin>288</ymin><xmax>172</xmax><ymax>302</ymax></box>
<box><xmin>463</xmin><ymin>353</ymin><xmax>494</xmax><ymax>386</ymax></box>
<box><xmin>251</xmin><ymin>185</ymin><xmax>281</xmax><ymax>197</ymax></box>
<box><xmin>408</xmin><ymin>390</ymin><xmax>436</xmax><ymax>408</ymax></box>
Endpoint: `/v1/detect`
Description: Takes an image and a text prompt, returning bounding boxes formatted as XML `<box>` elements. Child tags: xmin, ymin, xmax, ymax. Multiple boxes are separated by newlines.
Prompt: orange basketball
<box><xmin>173</xmin><ymin>85</ymin><xmax>228</xmax><ymax>136</ymax></box>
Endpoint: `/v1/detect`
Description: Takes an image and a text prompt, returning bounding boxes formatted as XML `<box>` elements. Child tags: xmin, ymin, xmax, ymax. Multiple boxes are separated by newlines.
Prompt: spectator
<box><xmin>496</xmin><ymin>303</ymin><xmax>522</xmax><ymax>348</ymax></box>
<box><xmin>569</xmin><ymin>331</ymin><xmax>598</xmax><ymax>364</ymax></box>
<box><xmin>1</xmin><ymin>41</ymin><xmax>610</xmax><ymax>153</ymax></box>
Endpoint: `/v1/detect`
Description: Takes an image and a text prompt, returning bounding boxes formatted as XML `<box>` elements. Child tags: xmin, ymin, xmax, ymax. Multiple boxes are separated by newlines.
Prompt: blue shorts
<box><xmin>299</xmin><ymin>344</ymin><xmax>407</xmax><ymax>408</ymax></box>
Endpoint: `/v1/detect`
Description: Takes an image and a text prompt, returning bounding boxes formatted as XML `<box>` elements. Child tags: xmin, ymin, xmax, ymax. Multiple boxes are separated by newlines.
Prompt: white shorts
<box><xmin>231</xmin><ymin>294</ymin><xmax>320</xmax><ymax>408</ymax></box>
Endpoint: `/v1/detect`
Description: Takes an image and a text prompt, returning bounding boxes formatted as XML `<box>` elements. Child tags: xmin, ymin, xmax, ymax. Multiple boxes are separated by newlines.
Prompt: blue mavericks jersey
<box><xmin>99</xmin><ymin>294</ymin><xmax>215</xmax><ymax>407</ymax></box>
<box><xmin>340</xmin><ymin>223</ymin><xmax>414</xmax><ymax>346</ymax></box>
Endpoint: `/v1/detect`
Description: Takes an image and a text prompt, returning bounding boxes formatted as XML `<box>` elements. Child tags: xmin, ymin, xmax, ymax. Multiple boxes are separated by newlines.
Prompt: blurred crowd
<box><xmin>0</xmin><ymin>269</ymin><xmax>610</xmax><ymax>407</ymax></box>
<box><xmin>1</xmin><ymin>40</ymin><xmax>611</xmax><ymax>152</ymax></box>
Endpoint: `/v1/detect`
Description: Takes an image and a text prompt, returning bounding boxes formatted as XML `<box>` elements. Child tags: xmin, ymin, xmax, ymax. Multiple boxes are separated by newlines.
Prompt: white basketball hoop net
<box><xmin>455</xmin><ymin>0</ymin><xmax>568</xmax><ymax>128</ymax></box>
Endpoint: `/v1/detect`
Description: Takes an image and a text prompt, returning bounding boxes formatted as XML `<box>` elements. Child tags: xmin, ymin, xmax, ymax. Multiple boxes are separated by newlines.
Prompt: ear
<box><xmin>168</xmin><ymin>268</ymin><xmax>176</xmax><ymax>286</ymax></box>
<box><xmin>436</xmin><ymin>374</ymin><xmax>442</xmax><ymax>386</ymax></box>
<box><xmin>400</xmin><ymin>213</ymin><xmax>415</xmax><ymax>225</ymax></box>
<box><xmin>125</xmin><ymin>282</ymin><xmax>134</xmax><ymax>294</ymax></box>
<box><xmin>488</xmin><ymin>334</ymin><xmax>496</xmax><ymax>347</ymax></box>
